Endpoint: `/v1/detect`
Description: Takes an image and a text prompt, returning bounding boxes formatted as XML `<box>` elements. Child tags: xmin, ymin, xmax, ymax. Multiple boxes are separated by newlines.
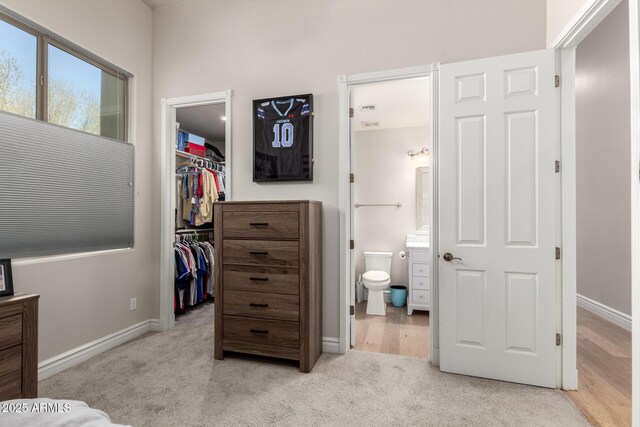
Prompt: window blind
<box><xmin>0</xmin><ymin>111</ymin><xmax>134</xmax><ymax>258</ymax></box>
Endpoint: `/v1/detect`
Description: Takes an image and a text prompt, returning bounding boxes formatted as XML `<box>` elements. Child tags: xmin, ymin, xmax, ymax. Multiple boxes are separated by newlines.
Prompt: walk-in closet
<box><xmin>173</xmin><ymin>103</ymin><xmax>227</xmax><ymax>316</ymax></box>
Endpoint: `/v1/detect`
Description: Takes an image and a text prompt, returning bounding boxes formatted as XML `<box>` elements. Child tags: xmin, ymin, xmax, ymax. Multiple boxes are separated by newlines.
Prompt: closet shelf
<box><xmin>176</xmin><ymin>150</ymin><xmax>225</xmax><ymax>165</ymax></box>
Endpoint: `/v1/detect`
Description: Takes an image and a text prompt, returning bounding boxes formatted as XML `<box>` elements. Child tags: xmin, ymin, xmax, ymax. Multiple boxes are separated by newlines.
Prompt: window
<box><xmin>0</xmin><ymin>17</ymin><xmax>37</xmax><ymax>119</ymax></box>
<box><xmin>0</xmin><ymin>12</ymin><xmax>128</xmax><ymax>141</ymax></box>
<box><xmin>0</xmin><ymin>8</ymin><xmax>133</xmax><ymax>259</ymax></box>
<box><xmin>48</xmin><ymin>44</ymin><xmax>126</xmax><ymax>140</ymax></box>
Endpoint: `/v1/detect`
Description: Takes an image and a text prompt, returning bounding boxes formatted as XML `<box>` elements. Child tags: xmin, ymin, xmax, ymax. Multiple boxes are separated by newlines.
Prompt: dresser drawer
<box><xmin>412</xmin><ymin>276</ymin><xmax>430</xmax><ymax>291</ymax></box>
<box><xmin>412</xmin><ymin>263</ymin><xmax>430</xmax><ymax>277</ymax></box>
<box><xmin>412</xmin><ymin>290</ymin><xmax>430</xmax><ymax>306</ymax></box>
<box><xmin>0</xmin><ymin>314</ymin><xmax>22</xmax><ymax>351</ymax></box>
<box><xmin>224</xmin><ymin>290</ymin><xmax>299</xmax><ymax>322</ymax></box>
<box><xmin>0</xmin><ymin>371</ymin><xmax>21</xmax><ymax>401</ymax></box>
<box><xmin>223</xmin><ymin>316</ymin><xmax>299</xmax><ymax>349</ymax></box>
<box><xmin>0</xmin><ymin>345</ymin><xmax>22</xmax><ymax>378</ymax></box>
<box><xmin>223</xmin><ymin>211</ymin><xmax>299</xmax><ymax>240</ymax></box>
<box><xmin>223</xmin><ymin>240</ymin><xmax>299</xmax><ymax>267</ymax></box>
<box><xmin>224</xmin><ymin>265</ymin><xmax>299</xmax><ymax>295</ymax></box>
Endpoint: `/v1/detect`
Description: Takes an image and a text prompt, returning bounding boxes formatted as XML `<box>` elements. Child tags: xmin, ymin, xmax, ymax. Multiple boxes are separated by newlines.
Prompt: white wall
<box><xmin>353</xmin><ymin>127</ymin><xmax>428</xmax><ymax>286</ymax></box>
<box><xmin>547</xmin><ymin>0</ymin><xmax>591</xmax><ymax>45</ymax></box>
<box><xmin>0</xmin><ymin>0</ymin><xmax>154</xmax><ymax>361</ymax></box>
<box><xmin>151</xmin><ymin>0</ymin><xmax>547</xmax><ymax>339</ymax></box>
<box><xmin>576</xmin><ymin>1</ymin><xmax>631</xmax><ymax>315</ymax></box>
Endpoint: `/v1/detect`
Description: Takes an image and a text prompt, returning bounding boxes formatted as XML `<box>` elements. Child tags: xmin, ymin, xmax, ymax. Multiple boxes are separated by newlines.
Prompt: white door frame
<box><xmin>337</xmin><ymin>65</ymin><xmax>439</xmax><ymax>360</ymax></box>
<box><xmin>552</xmin><ymin>0</ymin><xmax>626</xmax><ymax>391</ymax></box>
<box><xmin>158</xmin><ymin>90</ymin><xmax>232</xmax><ymax>332</ymax></box>
<box><xmin>629</xmin><ymin>1</ymin><xmax>640</xmax><ymax>425</ymax></box>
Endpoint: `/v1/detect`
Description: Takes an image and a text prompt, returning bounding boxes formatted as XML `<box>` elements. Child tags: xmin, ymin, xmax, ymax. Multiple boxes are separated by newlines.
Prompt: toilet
<box><xmin>363</xmin><ymin>251</ymin><xmax>392</xmax><ymax>316</ymax></box>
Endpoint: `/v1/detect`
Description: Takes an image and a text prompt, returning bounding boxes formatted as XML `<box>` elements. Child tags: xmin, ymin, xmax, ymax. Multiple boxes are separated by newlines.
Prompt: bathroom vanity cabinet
<box><xmin>407</xmin><ymin>247</ymin><xmax>430</xmax><ymax>315</ymax></box>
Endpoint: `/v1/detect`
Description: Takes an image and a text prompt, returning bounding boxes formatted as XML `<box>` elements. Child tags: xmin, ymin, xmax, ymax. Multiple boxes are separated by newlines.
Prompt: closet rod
<box><xmin>176</xmin><ymin>150</ymin><xmax>225</xmax><ymax>165</ymax></box>
<box><xmin>175</xmin><ymin>228</ymin><xmax>215</xmax><ymax>234</ymax></box>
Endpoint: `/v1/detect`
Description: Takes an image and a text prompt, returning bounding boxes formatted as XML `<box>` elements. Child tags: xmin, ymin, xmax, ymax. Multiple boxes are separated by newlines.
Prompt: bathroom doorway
<box><xmin>350</xmin><ymin>77</ymin><xmax>431</xmax><ymax>359</ymax></box>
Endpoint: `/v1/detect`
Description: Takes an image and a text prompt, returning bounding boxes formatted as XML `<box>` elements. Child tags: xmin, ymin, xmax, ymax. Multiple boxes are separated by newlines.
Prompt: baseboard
<box><xmin>149</xmin><ymin>318</ymin><xmax>164</xmax><ymax>332</ymax></box>
<box><xmin>577</xmin><ymin>294</ymin><xmax>632</xmax><ymax>331</ymax></box>
<box><xmin>322</xmin><ymin>337</ymin><xmax>341</xmax><ymax>353</ymax></box>
<box><xmin>38</xmin><ymin>318</ymin><xmax>160</xmax><ymax>381</ymax></box>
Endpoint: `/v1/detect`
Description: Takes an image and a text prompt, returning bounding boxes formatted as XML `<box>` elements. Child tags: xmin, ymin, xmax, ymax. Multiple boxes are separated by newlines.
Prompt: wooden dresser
<box><xmin>214</xmin><ymin>201</ymin><xmax>322</xmax><ymax>372</ymax></box>
<box><xmin>0</xmin><ymin>294</ymin><xmax>38</xmax><ymax>400</ymax></box>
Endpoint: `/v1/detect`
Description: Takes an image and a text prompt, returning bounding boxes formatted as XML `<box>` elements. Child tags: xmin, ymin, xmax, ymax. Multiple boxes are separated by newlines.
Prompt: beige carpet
<box><xmin>39</xmin><ymin>303</ymin><xmax>588</xmax><ymax>426</ymax></box>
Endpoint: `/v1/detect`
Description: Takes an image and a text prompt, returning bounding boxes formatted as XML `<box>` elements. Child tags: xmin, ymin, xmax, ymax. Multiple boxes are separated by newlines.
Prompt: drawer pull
<box><xmin>249</xmin><ymin>277</ymin><xmax>269</xmax><ymax>282</ymax></box>
<box><xmin>249</xmin><ymin>222</ymin><xmax>269</xmax><ymax>226</ymax></box>
<box><xmin>249</xmin><ymin>251</ymin><xmax>269</xmax><ymax>255</ymax></box>
<box><xmin>249</xmin><ymin>303</ymin><xmax>269</xmax><ymax>308</ymax></box>
<box><xmin>250</xmin><ymin>328</ymin><xmax>269</xmax><ymax>334</ymax></box>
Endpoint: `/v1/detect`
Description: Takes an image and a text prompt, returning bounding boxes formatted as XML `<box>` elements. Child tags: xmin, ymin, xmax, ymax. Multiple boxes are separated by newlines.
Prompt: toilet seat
<box><xmin>363</xmin><ymin>271</ymin><xmax>390</xmax><ymax>284</ymax></box>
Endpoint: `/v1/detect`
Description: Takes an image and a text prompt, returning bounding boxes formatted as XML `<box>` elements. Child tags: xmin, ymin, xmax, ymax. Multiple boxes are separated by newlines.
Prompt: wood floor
<box><xmin>353</xmin><ymin>302</ymin><xmax>429</xmax><ymax>358</ymax></box>
<box><xmin>564</xmin><ymin>307</ymin><xmax>632</xmax><ymax>427</ymax></box>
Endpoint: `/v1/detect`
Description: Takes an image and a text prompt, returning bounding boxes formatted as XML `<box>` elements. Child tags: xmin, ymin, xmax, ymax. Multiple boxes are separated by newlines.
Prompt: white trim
<box><xmin>159</xmin><ymin>90</ymin><xmax>232</xmax><ymax>333</ymax></box>
<box><xmin>429</xmin><ymin>62</ymin><xmax>440</xmax><ymax>367</ymax></box>
<box><xmin>338</xmin><ymin>66</ymin><xmax>433</xmax><ymax>357</ymax></box>
<box><xmin>559</xmin><ymin>48</ymin><xmax>579</xmax><ymax>390</ymax></box>
<box><xmin>322</xmin><ymin>337</ymin><xmax>341</xmax><ymax>353</ymax></box>
<box><xmin>629</xmin><ymin>0</ymin><xmax>640</xmax><ymax>425</ymax></box>
<box><xmin>552</xmin><ymin>0</ymin><xmax>623</xmax><ymax>48</ymax></box>
<box><xmin>38</xmin><ymin>319</ymin><xmax>159</xmax><ymax>381</ymax></box>
<box><xmin>577</xmin><ymin>294</ymin><xmax>632</xmax><ymax>331</ymax></box>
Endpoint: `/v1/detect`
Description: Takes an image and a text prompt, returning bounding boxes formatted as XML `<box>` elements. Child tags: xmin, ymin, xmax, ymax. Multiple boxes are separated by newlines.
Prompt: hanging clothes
<box><xmin>174</xmin><ymin>237</ymin><xmax>216</xmax><ymax>315</ymax></box>
<box><xmin>178</xmin><ymin>167</ymin><xmax>220</xmax><ymax>226</ymax></box>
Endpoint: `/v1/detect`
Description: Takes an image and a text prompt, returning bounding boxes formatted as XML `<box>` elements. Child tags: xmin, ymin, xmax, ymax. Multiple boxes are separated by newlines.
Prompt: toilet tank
<box><xmin>364</xmin><ymin>251</ymin><xmax>392</xmax><ymax>274</ymax></box>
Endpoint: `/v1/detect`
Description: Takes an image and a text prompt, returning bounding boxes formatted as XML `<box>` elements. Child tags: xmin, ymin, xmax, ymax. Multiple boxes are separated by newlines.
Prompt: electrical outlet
<box><xmin>130</xmin><ymin>298</ymin><xmax>137</xmax><ymax>311</ymax></box>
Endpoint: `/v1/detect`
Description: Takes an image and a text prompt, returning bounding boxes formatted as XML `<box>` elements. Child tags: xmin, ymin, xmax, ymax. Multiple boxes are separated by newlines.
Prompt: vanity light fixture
<box><xmin>408</xmin><ymin>147</ymin><xmax>429</xmax><ymax>159</ymax></box>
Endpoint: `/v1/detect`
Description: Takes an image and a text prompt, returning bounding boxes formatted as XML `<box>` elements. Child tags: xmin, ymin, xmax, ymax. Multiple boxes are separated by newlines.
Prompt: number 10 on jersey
<box><xmin>272</xmin><ymin>123</ymin><xmax>294</xmax><ymax>148</ymax></box>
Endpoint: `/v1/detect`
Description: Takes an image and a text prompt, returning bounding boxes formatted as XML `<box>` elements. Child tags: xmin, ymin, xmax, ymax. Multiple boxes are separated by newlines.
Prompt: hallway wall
<box><xmin>576</xmin><ymin>1</ymin><xmax>631</xmax><ymax>316</ymax></box>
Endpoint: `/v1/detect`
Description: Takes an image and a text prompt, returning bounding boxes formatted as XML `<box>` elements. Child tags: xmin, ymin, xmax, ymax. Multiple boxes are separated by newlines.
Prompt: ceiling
<box><xmin>140</xmin><ymin>0</ymin><xmax>192</xmax><ymax>9</ymax></box>
<box><xmin>176</xmin><ymin>103</ymin><xmax>226</xmax><ymax>142</ymax></box>
<box><xmin>352</xmin><ymin>77</ymin><xmax>430</xmax><ymax>132</ymax></box>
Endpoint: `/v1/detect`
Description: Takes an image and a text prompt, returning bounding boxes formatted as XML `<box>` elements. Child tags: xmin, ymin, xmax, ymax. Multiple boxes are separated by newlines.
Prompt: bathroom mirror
<box><xmin>416</xmin><ymin>167</ymin><xmax>430</xmax><ymax>232</ymax></box>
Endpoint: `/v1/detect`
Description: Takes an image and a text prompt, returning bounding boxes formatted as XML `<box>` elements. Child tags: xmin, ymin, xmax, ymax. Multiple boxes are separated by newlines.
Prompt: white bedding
<box><xmin>0</xmin><ymin>398</ymin><xmax>130</xmax><ymax>427</ymax></box>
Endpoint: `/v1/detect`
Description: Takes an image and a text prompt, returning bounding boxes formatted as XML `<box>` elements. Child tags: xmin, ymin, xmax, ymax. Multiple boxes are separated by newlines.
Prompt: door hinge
<box><xmin>349</xmin><ymin>173</ymin><xmax>354</xmax><ymax>183</ymax></box>
<box><xmin>350</xmin><ymin>305</ymin><xmax>355</xmax><ymax>315</ymax></box>
<box><xmin>556</xmin><ymin>333</ymin><xmax>562</xmax><ymax>346</ymax></box>
<box><xmin>555</xmin><ymin>75</ymin><xmax>560</xmax><ymax>88</ymax></box>
<box><xmin>349</xmin><ymin>107</ymin><xmax>354</xmax><ymax>118</ymax></box>
<box><xmin>555</xmin><ymin>247</ymin><xmax>561</xmax><ymax>260</ymax></box>
<box><xmin>40</xmin><ymin>75</ymin><xmax>44</xmax><ymax>86</ymax></box>
<box><xmin>350</xmin><ymin>240</ymin><xmax>354</xmax><ymax>250</ymax></box>
<box><xmin>555</xmin><ymin>160</ymin><xmax>560</xmax><ymax>173</ymax></box>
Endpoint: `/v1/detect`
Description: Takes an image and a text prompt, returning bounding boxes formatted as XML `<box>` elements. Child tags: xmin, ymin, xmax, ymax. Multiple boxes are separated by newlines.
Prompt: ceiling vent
<box><xmin>359</xmin><ymin>104</ymin><xmax>376</xmax><ymax>112</ymax></box>
<box><xmin>361</xmin><ymin>121</ymin><xmax>380</xmax><ymax>128</ymax></box>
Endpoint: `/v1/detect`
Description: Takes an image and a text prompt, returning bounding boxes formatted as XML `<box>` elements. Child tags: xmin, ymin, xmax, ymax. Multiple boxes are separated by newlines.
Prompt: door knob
<box><xmin>443</xmin><ymin>252</ymin><xmax>462</xmax><ymax>262</ymax></box>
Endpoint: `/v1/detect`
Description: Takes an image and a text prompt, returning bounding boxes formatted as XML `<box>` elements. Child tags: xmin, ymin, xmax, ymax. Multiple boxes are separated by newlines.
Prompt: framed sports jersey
<box><xmin>253</xmin><ymin>94</ymin><xmax>313</xmax><ymax>182</ymax></box>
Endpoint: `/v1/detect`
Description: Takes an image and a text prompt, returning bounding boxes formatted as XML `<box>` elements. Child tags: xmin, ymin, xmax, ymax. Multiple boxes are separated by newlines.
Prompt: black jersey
<box><xmin>254</xmin><ymin>97</ymin><xmax>311</xmax><ymax>181</ymax></box>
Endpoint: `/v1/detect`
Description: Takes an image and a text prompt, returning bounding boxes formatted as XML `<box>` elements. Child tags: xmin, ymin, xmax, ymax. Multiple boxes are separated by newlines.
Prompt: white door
<box><xmin>438</xmin><ymin>49</ymin><xmax>558</xmax><ymax>388</ymax></box>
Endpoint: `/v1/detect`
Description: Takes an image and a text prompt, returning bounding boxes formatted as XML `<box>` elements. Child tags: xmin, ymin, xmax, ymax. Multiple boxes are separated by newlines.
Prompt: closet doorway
<box><xmin>562</xmin><ymin>1</ymin><xmax>633</xmax><ymax>424</ymax></box>
<box><xmin>160</xmin><ymin>91</ymin><xmax>232</xmax><ymax>331</ymax></box>
<box><xmin>348</xmin><ymin>76</ymin><xmax>432</xmax><ymax>359</ymax></box>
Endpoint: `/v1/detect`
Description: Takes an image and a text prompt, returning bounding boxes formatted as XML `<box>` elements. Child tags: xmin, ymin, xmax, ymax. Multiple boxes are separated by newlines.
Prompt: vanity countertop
<box><xmin>406</xmin><ymin>234</ymin><xmax>429</xmax><ymax>249</ymax></box>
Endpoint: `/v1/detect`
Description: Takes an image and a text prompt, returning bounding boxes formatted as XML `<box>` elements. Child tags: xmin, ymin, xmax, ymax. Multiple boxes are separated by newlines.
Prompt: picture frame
<box><xmin>253</xmin><ymin>93</ymin><xmax>314</xmax><ymax>182</ymax></box>
<box><xmin>0</xmin><ymin>259</ymin><xmax>14</xmax><ymax>297</ymax></box>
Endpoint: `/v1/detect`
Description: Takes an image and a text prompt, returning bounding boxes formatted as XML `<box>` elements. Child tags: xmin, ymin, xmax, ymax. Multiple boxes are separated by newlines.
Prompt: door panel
<box><xmin>456</xmin><ymin>115</ymin><xmax>486</xmax><ymax>245</ymax></box>
<box><xmin>439</xmin><ymin>49</ymin><xmax>557</xmax><ymax>388</ymax></box>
